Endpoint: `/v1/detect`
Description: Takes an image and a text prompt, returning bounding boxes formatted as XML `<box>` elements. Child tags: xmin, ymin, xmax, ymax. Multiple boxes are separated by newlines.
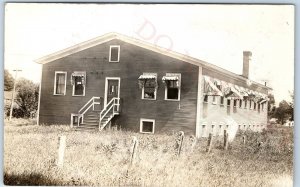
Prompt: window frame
<box><xmin>164</xmin><ymin>73</ymin><xmax>181</xmax><ymax>101</ymax></box>
<box><xmin>140</xmin><ymin>118</ymin><xmax>155</xmax><ymax>134</ymax></box>
<box><xmin>203</xmin><ymin>95</ymin><xmax>208</xmax><ymax>103</ymax></box>
<box><xmin>233</xmin><ymin>99</ymin><xmax>237</xmax><ymax>107</ymax></box>
<box><xmin>109</xmin><ymin>45</ymin><xmax>120</xmax><ymax>62</ymax></box>
<box><xmin>244</xmin><ymin>100</ymin><xmax>248</xmax><ymax>109</ymax></box>
<box><xmin>220</xmin><ymin>96</ymin><xmax>224</xmax><ymax>105</ymax></box>
<box><xmin>72</xmin><ymin>71</ymin><xmax>86</xmax><ymax>97</ymax></box>
<box><xmin>141</xmin><ymin>73</ymin><xmax>157</xmax><ymax>100</ymax></box>
<box><xmin>53</xmin><ymin>71</ymin><xmax>67</xmax><ymax>96</ymax></box>
<box><xmin>239</xmin><ymin>99</ymin><xmax>243</xmax><ymax>108</ymax></box>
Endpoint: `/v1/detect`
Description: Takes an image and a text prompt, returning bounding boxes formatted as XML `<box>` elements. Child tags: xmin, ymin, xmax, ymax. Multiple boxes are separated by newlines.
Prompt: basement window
<box><xmin>163</xmin><ymin>73</ymin><xmax>181</xmax><ymax>101</ymax></box>
<box><xmin>109</xmin><ymin>45</ymin><xmax>120</xmax><ymax>62</ymax></box>
<box><xmin>54</xmin><ymin>71</ymin><xmax>67</xmax><ymax>95</ymax></box>
<box><xmin>71</xmin><ymin>71</ymin><xmax>86</xmax><ymax>96</ymax></box>
<box><xmin>140</xmin><ymin>118</ymin><xmax>155</xmax><ymax>134</ymax></box>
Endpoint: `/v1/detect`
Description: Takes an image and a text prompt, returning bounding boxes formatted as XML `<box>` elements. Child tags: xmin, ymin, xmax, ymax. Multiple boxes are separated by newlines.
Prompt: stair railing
<box><xmin>77</xmin><ymin>97</ymin><xmax>101</xmax><ymax>126</ymax></box>
<box><xmin>99</xmin><ymin>97</ymin><xmax>120</xmax><ymax>130</ymax></box>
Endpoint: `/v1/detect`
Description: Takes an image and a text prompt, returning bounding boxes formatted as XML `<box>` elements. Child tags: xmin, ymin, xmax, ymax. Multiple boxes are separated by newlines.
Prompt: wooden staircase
<box><xmin>74</xmin><ymin>97</ymin><xmax>120</xmax><ymax>131</ymax></box>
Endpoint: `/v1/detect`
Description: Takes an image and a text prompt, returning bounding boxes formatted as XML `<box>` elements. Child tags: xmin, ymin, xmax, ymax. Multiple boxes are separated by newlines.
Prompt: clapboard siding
<box><xmin>39</xmin><ymin>39</ymin><xmax>199</xmax><ymax>134</ymax></box>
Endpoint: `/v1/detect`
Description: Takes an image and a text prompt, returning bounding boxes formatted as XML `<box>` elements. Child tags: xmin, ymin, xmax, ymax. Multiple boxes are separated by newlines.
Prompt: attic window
<box><xmin>109</xmin><ymin>45</ymin><xmax>120</xmax><ymax>62</ymax></box>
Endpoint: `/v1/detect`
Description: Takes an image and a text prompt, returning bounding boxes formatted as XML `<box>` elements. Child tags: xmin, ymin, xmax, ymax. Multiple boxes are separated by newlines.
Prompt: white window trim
<box><xmin>140</xmin><ymin>118</ymin><xmax>155</xmax><ymax>134</ymax></box>
<box><xmin>164</xmin><ymin>73</ymin><xmax>181</xmax><ymax>101</ymax></box>
<box><xmin>72</xmin><ymin>71</ymin><xmax>86</xmax><ymax>97</ymax></box>
<box><xmin>141</xmin><ymin>73</ymin><xmax>157</xmax><ymax>100</ymax></box>
<box><xmin>109</xmin><ymin>45</ymin><xmax>120</xmax><ymax>62</ymax></box>
<box><xmin>53</xmin><ymin>71</ymin><xmax>67</xmax><ymax>96</ymax></box>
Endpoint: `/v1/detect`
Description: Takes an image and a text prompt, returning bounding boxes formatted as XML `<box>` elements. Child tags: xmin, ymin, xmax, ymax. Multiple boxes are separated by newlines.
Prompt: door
<box><xmin>105</xmin><ymin>78</ymin><xmax>120</xmax><ymax>106</ymax></box>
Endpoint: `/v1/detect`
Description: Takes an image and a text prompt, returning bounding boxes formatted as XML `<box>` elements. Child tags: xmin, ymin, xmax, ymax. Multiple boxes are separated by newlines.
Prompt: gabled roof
<box><xmin>35</xmin><ymin>32</ymin><xmax>271</xmax><ymax>90</ymax></box>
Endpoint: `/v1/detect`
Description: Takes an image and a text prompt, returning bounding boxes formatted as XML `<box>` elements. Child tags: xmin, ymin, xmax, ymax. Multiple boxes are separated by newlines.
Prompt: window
<box><xmin>163</xmin><ymin>73</ymin><xmax>181</xmax><ymax>101</ymax></box>
<box><xmin>250</xmin><ymin>101</ymin><xmax>252</xmax><ymax>109</ymax></box>
<box><xmin>258</xmin><ymin>103</ymin><xmax>261</xmax><ymax>112</ymax></box>
<box><xmin>204</xmin><ymin>95</ymin><xmax>208</xmax><ymax>103</ymax></box>
<box><xmin>140</xmin><ymin>74</ymin><xmax>157</xmax><ymax>100</ymax></box>
<box><xmin>254</xmin><ymin>103</ymin><xmax>257</xmax><ymax>110</ymax></box>
<box><xmin>261</xmin><ymin>103</ymin><xmax>264</xmax><ymax>111</ymax></box>
<box><xmin>140</xmin><ymin>118</ymin><xmax>155</xmax><ymax>134</ymax></box>
<box><xmin>220</xmin><ymin>96</ymin><xmax>224</xmax><ymax>105</ymax></box>
<box><xmin>227</xmin><ymin>99</ymin><xmax>231</xmax><ymax>106</ymax></box>
<box><xmin>54</xmin><ymin>71</ymin><xmax>67</xmax><ymax>95</ymax></box>
<box><xmin>71</xmin><ymin>71</ymin><xmax>86</xmax><ymax>96</ymax></box>
<box><xmin>212</xmin><ymin>96</ymin><xmax>217</xmax><ymax>104</ymax></box>
<box><xmin>109</xmin><ymin>45</ymin><xmax>120</xmax><ymax>62</ymax></box>
<box><xmin>244</xmin><ymin>100</ymin><xmax>247</xmax><ymax>109</ymax></box>
<box><xmin>233</xmin><ymin>100</ymin><xmax>237</xmax><ymax>107</ymax></box>
<box><xmin>239</xmin><ymin>99</ymin><xmax>243</xmax><ymax>108</ymax></box>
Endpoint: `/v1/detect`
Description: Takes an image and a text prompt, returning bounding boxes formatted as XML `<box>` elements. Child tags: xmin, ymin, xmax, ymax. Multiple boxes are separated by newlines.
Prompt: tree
<box><xmin>288</xmin><ymin>90</ymin><xmax>294</xmax><ymax>121</ymax></box>
<box><xmin>13</xmin><ymin>78</ymin><xmax>39</xmax><ymax>118</ymax></box>
<box><xmin>274</xmin><ymin>100</ymin><xmax>292</xmax><ymax>125</ymax></box>
<box><xmin>267</xmin><ymin>93</ymin><xmax>276</xmax><ymax>119</ymax></box>
<box><xmin>4</xmin><ymin>69</ymin><xmax>14</xmax><ymax>91</ymax></box>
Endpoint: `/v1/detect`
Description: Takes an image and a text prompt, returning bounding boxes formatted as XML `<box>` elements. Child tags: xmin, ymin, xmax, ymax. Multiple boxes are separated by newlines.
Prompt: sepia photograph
<box><xmin>4</xmin><ymin>3</ymin><xmax>294</xmax><ymax>186</ymax></box>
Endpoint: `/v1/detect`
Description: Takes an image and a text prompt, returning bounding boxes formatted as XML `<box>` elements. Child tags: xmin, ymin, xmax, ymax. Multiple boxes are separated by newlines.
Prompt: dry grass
<box><xmin>4</xmin><ymin>118</ymin><xmax>293</xmax><ymax>186</ymax></box>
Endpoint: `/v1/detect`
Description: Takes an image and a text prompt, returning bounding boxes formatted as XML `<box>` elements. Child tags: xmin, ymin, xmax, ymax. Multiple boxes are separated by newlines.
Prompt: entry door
<box><xmin>105</xmin><ymin>78</ymin><xmax>120</xmax><ymax>106</ymax></box>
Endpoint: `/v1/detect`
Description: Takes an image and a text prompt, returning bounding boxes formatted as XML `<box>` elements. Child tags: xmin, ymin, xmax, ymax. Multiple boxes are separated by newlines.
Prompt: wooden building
<box><xmin>35</xmin><ymin>33</ymin><xmax>270</xmax><ymax>137</ymax></box>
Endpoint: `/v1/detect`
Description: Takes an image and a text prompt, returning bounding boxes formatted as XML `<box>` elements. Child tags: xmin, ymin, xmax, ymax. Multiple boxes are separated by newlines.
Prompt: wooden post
<box><xmin>130</xmin><ymin>136</ymin><xmax>138</xmax><ymax>164</ymax></box>
<box><xmin>190</xmin><ymin>135</ymin><xmax>197</xmax><ymax>153</ymax></box>
<box><xmin>57</xmin><ymin>135</ymin><xmax>66</xmax><ymax>167</ymax></box>
<box><xmin>206</xmin><ymin>133</ymin><xmax>213</xmax><ymax>153</ymax></box>
<box><xmin>176</xmin><ymin>131</ymin><xmax>184</xmax><ymax>156</ymax></box>
<box><xmin>224</xmin><ymin>130</ymin><xmax>229</xmax><ymax>150</ymax></box>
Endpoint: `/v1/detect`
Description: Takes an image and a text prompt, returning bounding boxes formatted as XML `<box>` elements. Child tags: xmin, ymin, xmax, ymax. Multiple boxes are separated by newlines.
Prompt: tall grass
<box><xmin>4</xmin><ymin>119</ymin><xmax>293</xmax><ymax>186</ymax></box>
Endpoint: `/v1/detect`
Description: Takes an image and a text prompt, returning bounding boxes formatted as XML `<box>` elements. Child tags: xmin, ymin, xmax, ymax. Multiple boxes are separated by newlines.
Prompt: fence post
<box><xmin>130</xmin><ymin>136</ymin><xmax>138</xmax><ymax>165</ymax></box>
<box><xmin>190</xmin><ymin>135</ymin><xmax>197</xmax><ymax>153</ymax></box>
<box><xmin>206</xmin><ymin>133</ymin><xmax>213</xmax><ymax>153</ymax></box>
<box><xmin>176</xmin><ymin>131</ymin><xmax>184</xmax><ymax>156</ymax></box>
<box><xmin>224</xmin><ymin>130</ymin><xmax>229</xmax><ymax>150</ymax></box>
<box><xmin>57</xmin><ymin>135</ymin><xmax>66</xmax><ymax>167</ymax></box>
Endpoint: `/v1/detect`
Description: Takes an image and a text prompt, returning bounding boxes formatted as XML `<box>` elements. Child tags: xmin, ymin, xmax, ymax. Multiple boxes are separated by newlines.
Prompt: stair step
<box><xmin>83</xmin><ymin>119</ymin><xmax>98</xmax><ymax>123</ymax></box>
<box><xmin>81</xmin><ymin>122</ymin><xmax>98</xmax><ymax>125</ymax></box>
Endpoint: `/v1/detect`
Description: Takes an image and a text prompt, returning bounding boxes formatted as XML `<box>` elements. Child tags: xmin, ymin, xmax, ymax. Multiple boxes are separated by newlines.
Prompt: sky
<box><xmin>4</xmin><ymin>3</ymin><xmax>294</xmax><ymax>105</ymax></box>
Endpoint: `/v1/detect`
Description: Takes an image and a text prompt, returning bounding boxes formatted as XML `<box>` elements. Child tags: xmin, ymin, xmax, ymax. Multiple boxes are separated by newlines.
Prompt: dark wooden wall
<box><xmin>39</xmin><ymin>39</ymin><xmax>199</xmax><ymax>135</ymax></box>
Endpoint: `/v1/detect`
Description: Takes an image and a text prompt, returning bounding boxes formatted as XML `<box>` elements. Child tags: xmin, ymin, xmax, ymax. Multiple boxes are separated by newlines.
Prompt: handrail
<box><xmin>79</xmin><ymin>97</ymin><xmax>100</xmax><ymax>113</ymax></box>
<box><xmin>77</xmin><ymin>96</ymin><xmax>101</xmax><ymax>127</ymax></box>
<box><xmin>99</xmin><ymin>97</ymin><xmax>120</xmax><ymax>130</ymax></box>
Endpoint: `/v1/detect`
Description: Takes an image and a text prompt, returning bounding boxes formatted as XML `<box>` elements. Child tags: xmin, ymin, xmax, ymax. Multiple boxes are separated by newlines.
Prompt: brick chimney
<box><xmin>242</xmin><ymin>51</ymin><xmax>252</xmax><ymax>79</ymax></box>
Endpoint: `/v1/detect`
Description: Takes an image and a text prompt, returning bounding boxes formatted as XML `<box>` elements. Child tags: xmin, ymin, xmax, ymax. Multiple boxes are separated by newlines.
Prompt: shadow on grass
<box><xmin>4</xmin><ymin>172</ymin><xmax>62</xmax><ymax>186</ymax></box>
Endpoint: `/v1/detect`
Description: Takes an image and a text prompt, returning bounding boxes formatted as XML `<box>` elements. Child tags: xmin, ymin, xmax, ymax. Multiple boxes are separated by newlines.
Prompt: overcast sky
<box><xmin>4</xmin><ymin>3</ymin><xmax>294</xmax><ymax>104</ymax></box>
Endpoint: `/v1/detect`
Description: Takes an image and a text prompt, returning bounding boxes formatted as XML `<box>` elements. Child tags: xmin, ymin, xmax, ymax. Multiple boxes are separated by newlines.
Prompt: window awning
<box><xmin>203</xmin><ymin>76</ymin><xmax>223</xmax><ymax>96</ymax></box>
<box><xmin>224</xmin><ymin>83</ymin><xmax>243</xmax><ymax>99</ymax></box>
<box><xmin>138</xmin><ymin>74</ymin><xmax>157</xmax><ymax>80</ymax></box>
<box><xmin>162</xmin><ymin>75</ymin><xmax>179</xmax><ymax>81</ymax></box>
<box><xmin>138</xmin><ymin>73</ymin><xmax>157</xmax><ymax>89</ymax></box>
<box><xmin>71</xmin><ymin>72</ymin><xmax>85</xmax><ymax>77</ymax></box>
<box><xmin>236</xmin><ymin>86</ymin><xmax>249</xmax><ymax>97</ymax></box>
<box><xmin>71</xmin><ymin>72</ymin><xmax>86</xmax><ymax>85</ymax></box>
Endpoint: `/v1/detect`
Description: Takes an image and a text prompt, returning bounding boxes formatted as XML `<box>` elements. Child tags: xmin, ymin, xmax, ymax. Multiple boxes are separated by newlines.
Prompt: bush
<box><xmin>11</xmin><ymin>78</ymin><xmax>39</xmax><ymax>118</ymax></box>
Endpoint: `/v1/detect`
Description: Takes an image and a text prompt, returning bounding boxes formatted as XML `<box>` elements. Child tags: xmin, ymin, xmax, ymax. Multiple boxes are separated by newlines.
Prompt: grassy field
<box><xmin>4</xmin><ymin>119</ymin><xmax>293</xmax><ymax>186</ymax></box>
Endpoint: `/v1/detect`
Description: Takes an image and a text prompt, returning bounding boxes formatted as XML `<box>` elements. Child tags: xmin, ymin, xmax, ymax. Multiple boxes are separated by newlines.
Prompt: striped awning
<box><xmin>203</xmin><ymin>76</ymin><xmax>223</xmax><ymax>96</ymax></box>
<box><xmin>138</xmin><ymin>74</ymin><xmax>157</xmax><ymax>80</ymax></box>
<box><xmin>162</xmin><ymin>75</ymin><xmax>179</xmax><ymax>81</ymax></box>
<box><xmin>224</xmin><ymin>83</ymin><xmax>243</xmax><ymax>99</ymax></box>
<box><xmin>71</xmin><ymin>72</ymin><xmax>85</xmax><ymax>77</ymax></box>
